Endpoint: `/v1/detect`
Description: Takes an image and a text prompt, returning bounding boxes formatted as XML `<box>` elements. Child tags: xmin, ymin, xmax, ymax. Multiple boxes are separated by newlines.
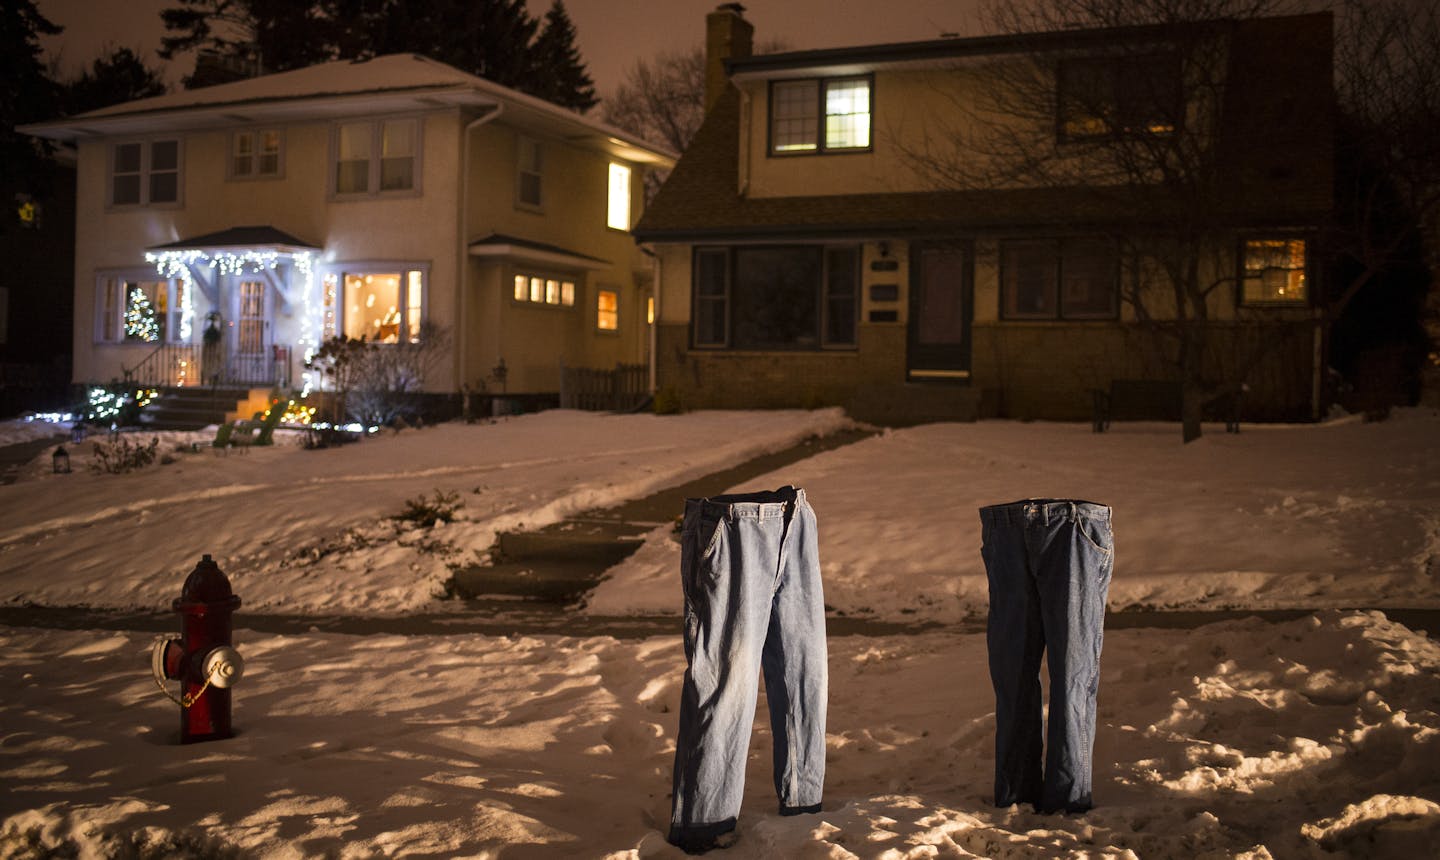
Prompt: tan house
<box><xmin>635</xmin><ymin>6</ymin><xmax>1334</xmax><ymax>425</ymax></box>
<box><xmin>22</xmin><ymin>54</ymin><xmax>674</xmax><ymax>418</ymax></box>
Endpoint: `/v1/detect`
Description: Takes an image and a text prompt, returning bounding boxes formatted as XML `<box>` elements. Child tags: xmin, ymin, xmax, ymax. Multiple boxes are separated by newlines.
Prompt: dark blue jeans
<box><xmin>979</xmin><ymin>499</ymin><xmax>1113</xmax><ymax>814</ymax></box>
<box><xmin>669</xmin><ymin>487</ymin><xmax>827</xmax><ymax>853</ymax></box>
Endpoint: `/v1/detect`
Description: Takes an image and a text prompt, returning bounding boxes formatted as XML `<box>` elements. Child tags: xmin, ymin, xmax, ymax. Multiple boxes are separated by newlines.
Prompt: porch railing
<box><xmin>559</xmin><ymin>362</ymin><xmax>649</xmax><ymax>411</ymax></box>
<box><xmin>123</xmin><ymin>343</ymin><xmax>202</xmax><ymax>388</ymax></box>
<box><xmin>123</xmin><ymin>343</ymin><xmax>292</xmax><ymax>389</ymax></box>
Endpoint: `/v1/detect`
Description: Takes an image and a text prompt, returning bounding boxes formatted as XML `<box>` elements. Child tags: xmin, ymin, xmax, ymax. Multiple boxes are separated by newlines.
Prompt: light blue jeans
<box><xmin>979</xmin><ymin>499</ymin><xmax>1113</xmax><ymax>814</ymax></box>
<box><xmin>669</xmin><ymin>486</ymin><xmax>827</xmax><ymax>852</ymax></box>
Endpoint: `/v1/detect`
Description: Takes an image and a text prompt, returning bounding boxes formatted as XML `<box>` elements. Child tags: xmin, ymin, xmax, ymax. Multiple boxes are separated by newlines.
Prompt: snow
<box><xmin>588</xmin><ymin>411</ymin><xmax>1440</xmax><ymax>619</ymax></box>
<box><xmin>2</xmin><ymin>407</ymin><xmax>1439</xmax><ymax>856</ymax></box>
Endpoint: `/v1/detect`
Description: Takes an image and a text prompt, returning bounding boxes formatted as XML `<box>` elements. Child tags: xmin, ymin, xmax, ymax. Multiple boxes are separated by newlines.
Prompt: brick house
<box><xmin>634</xmin><ymin>6</ymin><xmax>1334</xmax><ymax>424</ymax></box>
<box><xmin>21</xmin><ymin>54</ymin><xmax>674</xmax><ymax>419</ymax></box>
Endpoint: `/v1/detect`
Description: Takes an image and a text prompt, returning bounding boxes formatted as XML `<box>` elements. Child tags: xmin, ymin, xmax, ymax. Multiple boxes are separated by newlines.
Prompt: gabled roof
<box><xmin>635</xmin><ymin>13</ymin><xmax>1332</xmax><ymax>242</ymax></box>
<box><xmin>148</xmin><ymin>225</ymin><xmax>319</xmax><ymax>252</ymax></box>
<box><xmin>21</xmin><ymin>54</ymin><xmax>674</xmax><ymax>166</ymax></box>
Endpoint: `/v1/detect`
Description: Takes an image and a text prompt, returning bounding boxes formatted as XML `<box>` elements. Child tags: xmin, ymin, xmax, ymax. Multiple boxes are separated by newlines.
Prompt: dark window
<box><xmin>1001</xmin><ymin>239</ymin><xmax>1118</xmax><ymax>320</ymax></box>
<box><xmin>1058</xmin><ymin>54</ymin><xmax>1181</xmax><ymax>140</ymax></box>
<box><xmin>770</xmin><ymin>76</ymin><xmax>872</xmax><ymax>155</ymax></box>
<box><xmin>111</xmin><ymin>140</ymin><xmax>179</xmax><ymax>206</ymax></box>
<box><xmin>694</xmin><ymin>249</ymin><xmax>728</xmax><ymax>347</ymax></box>
<box><xmin>692</xmin><ymin>246</ymin><xmax>859</xmax><ymax>349</ymax></box>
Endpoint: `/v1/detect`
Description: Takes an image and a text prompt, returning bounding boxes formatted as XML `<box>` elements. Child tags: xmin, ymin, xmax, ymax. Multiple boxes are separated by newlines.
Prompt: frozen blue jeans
<box><xmin>669</xmin><ymin>486</ymin><xmax>827</xmax><ymax>852</ymax></box>
<box><xmin>979</xmin><ymin>499</ymin><xmax>1113</xmax><ymax>814</ymax></box>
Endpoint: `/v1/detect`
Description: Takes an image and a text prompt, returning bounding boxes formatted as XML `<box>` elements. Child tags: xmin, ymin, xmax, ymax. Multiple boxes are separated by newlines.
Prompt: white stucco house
<box><xmin>21</xmin><ymin>54</ymin><xmax>674</xmax><ymax>420</ymax></box>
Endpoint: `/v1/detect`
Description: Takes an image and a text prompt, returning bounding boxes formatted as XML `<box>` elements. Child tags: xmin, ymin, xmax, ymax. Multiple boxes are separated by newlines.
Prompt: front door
<box><xmin>907</xmin><ymin>242</ymin><xmax>973</xmax><ymax>381</ymax></box>
<box><xmin>232</xmin><ymin>278</ymin><xmax>271</xmax><ymax>383</ymax></box>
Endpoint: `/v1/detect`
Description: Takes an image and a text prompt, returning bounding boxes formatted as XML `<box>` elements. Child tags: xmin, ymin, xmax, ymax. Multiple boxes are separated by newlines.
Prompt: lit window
<box><xmin>770</xmin><ymin>77</ymin><xmax>871</xmax><ymax>154</ymax></box>
<box><xmin>340</xmin><ymin>268</ymin><xmax>425</xmax><ymax>343</ymax></box>
<box><xmin>334</xmin><ymin>119</ymin><xmax>419</xmax><ymax>197</ymax></box>
<box><xmin>110</xmin><ymin>139</ymin><xmax>181</xmax><ymax>206</ymax></box>
<box><xmin>518</xmin><ymin>137</ymin><xmax>543</xmax><ymax>208</ymax></box>
<box><xmin>608</xmin><ymin>163</ymin><xmax>632</xmax><ymax>230</ymax></box>
<box><xmin>231</xmin><ymin>130</ymin><xmax>282</xmax><ymax>178</ymax></box>
<box><xmin>597</xmin><ymin>289</ymin><xmax>618</xmax><ymax>331</ymax></box>
<box><xmin>95</xmin><ymin>276</ymin><xmax>186</xmax><ymax>343</ymax></box>
<box><xmin>647</xmin><ymin>296</ymin><xmax>655</xmax><ymax>325</ymax></box>
<box><xmin>513</xmin><ymin>271</ymin><xmax>576</xmax><ymax>308</ymax></box>
<box><xmin>1241</xmin><ymin>239</ymin><xmax>1308</xmax><ymax>304</ymax></box>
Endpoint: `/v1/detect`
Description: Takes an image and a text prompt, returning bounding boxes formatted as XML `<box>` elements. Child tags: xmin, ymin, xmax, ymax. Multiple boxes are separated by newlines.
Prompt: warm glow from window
<box><xmin>597</xmin><ymin>289</ymin><xmax>618</xmax><ymax>330</ymax></box>
<box><xmin>1243</xmin><ymin>239</ymin><xmax>1308</xmax><ymax>303</ymax></box>
<box><xmin>344</xmin><ymin>272</ymin><xmax>402</xmax><ymax>342</ymax></box>
<box><xmin>407</xmin><ymin>271</ymin><xmax>423</xmax><ymax>341</ymax></box>
<box><xmin>608</xmin><ymin>163</ymin><xmax>631</xmax><ymax>230</ymax></box>
<box><xmin>647</xmin><ymin>296</ymin><xmax>655</xmax><ymax>325</ymax></box>
<box><xmin>514</xmin><ymin>274</ymin><xmax>527</xmax><ymax>301</ymax></box>
<box><xmin>514</xmin><ymin>272</ymin><xmax>576</xmax><ymax>307</ymax></box>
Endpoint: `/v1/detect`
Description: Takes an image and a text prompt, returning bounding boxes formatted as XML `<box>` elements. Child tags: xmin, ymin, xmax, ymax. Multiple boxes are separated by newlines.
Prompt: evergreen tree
<box><xmin>157</xmin><ymin>0</ymin><xmax>601</xmax><ymax>111</ymax></box>
<box><xmin>0</xmin><ymin>0</ymin><xmax>62</xmax><ymax>194</ymax></box>
<box><xmin>529</xmin><ymin>1</ymin><xmax>596</xmax><ymax>112</ymax></box>
<box><xmin>61</xmin><ymin>47</ymin><xmax>168</xmax><ymax>116</ymax></box>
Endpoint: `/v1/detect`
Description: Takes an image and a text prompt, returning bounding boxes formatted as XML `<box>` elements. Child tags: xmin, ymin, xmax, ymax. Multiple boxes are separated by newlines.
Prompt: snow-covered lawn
<box><xmin>0</xmin><ymin>409</ymin><xmax>849</xmax><ymax>615</ymax></box>
<box><xmin>2</xmin><ymin>612</ymin><xmax>1436</xmax><ymax>857</ymax></box>
<box><xmin>3</xmin><ymin>408</ymin><xmax>1439</xmax><ymax>857</ymax></box>
<box><xmin>588</xmin><ymin>411</ymin><xmax>1440</xmax><ymax>620</ymax></box>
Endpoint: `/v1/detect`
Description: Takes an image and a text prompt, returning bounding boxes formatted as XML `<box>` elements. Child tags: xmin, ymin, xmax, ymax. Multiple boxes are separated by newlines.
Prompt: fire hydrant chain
<box><xmin>150</xmin><ymin>643</ymin><xmax>217</xmax><ymax>708</ymax></box>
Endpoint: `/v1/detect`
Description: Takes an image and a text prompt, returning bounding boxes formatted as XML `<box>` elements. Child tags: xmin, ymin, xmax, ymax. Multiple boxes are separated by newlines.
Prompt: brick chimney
<box><xmin>705</xmin><ymin>3</ymin><xmax>754</xmax><ymax>112</ymax></box>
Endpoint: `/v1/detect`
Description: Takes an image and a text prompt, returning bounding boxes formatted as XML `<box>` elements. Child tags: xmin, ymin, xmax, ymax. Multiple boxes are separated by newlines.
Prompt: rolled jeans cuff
<box><xmin>779</xmin><ymin>802</ymin><xmax>823</xmax><ymax>816</ymax></box>
<box><xmin>668</xmin><ymin>818</ymin><xmax>737</xmax><ymax>854</ymax></box>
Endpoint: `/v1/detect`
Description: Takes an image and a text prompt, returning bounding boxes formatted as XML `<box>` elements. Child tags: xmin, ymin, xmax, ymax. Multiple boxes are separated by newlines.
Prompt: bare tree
<box><xmin>1330</xmin><ymin>0</ymin><xmax>1440</xmax><ymax>406</ymax></box>
<box><xmin>899</xmin><ymin>0</ymin><xmax>1320</xmax><ymax>441</ymax></box>
<box><xmin>602</xmin><ymin>46</ymin><xmax>705</xmax><ymax>157</ymax></box>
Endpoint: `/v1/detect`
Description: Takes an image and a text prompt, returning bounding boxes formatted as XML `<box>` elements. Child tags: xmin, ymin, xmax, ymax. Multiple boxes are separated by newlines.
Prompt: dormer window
<box><xmin>770</xmin><ymin>76</ymin><xmax>872</xmax><ymax>155</ymax></box>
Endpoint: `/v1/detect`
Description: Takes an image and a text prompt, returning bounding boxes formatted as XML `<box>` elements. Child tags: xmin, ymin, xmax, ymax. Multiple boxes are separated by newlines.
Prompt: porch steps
<box><xmin>137</xmin><ymin>387</ymin><xmax>267</xmax><ymax>431</ymax></box>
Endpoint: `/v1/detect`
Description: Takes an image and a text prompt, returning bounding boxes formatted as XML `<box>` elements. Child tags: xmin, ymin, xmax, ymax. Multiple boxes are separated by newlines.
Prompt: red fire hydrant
<box><xmin>150</xmin><ymin>554</ymin><xmax>244</xmax><ymax>743</ymax></box>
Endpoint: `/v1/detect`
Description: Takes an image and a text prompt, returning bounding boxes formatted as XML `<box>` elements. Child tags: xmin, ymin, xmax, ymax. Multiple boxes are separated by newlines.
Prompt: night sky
<box><xmin>36</xmin><ymin>0</ymin><xmax>987</xmax><ymax>100</ymax></box>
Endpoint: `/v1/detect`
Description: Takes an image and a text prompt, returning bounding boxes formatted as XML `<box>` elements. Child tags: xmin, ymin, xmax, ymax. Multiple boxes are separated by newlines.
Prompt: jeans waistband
<box><xmin>685</xmin><ymin>486</ymin><xmax>805</xmax><ymax>523</ymax></box>
<box><xmin>979</xmin><ymin>498</ymin><xmax>1110</xmax><ymax>527</ymax></box>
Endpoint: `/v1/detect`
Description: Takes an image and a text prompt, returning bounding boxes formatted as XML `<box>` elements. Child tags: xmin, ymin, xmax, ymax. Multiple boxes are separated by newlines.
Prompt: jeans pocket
<box><xmin>1075</xmin><ymin>514</ymin><xmax>1114</xmax><ymax>555</ymax></box>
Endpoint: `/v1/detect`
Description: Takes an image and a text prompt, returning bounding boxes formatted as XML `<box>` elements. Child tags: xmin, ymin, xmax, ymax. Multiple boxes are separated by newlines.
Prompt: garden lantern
<box><xmin>52</xmin><ymin>446</ymin><xmax>70</xmax><ymax>474</ymax></box>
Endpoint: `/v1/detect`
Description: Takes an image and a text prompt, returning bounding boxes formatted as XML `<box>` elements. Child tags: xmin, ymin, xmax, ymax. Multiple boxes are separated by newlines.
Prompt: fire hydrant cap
<box><xmin>174</xmin><ymin>554</ymin><xmax>242</xmax><ymax>611</ymax></box>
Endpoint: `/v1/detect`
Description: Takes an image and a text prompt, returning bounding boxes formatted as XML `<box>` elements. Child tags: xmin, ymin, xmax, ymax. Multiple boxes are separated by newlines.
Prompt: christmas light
<box><xmin>125</xmin><ymin>287</ymin><xmax>160</xmax><ymax>342</ymax></box>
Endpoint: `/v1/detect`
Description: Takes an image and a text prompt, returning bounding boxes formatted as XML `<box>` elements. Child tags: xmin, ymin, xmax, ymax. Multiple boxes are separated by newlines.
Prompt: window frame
<box><xmin>227</xmin><ymin>128</ymin><xmax>285</xmax><ymax>181</ymax></box>
<box><xmin>1237</xmin><ymin>235</ymin><xmax>1311</xmax><ymax>307</ymax></box>
<box><xmin>510</xmin><ymin>268</ymin><xmax>578</xmax><ymax>309</ymax></box>
<box><xmin>322</xmin><ymin>261</ymin><xmax>430</xmax><ymax>343</ymax></box>
<box><xmin>516</xmin><ymin>136</ymin><xmax>544</xmax><ymax>211</ymax></box>
<box><xmin>1055</xmin><ymin>53</ymin><xmax>1183</xmax><ymax>143</ymax></box>
<box><xmin>606</xmin><ymin>162</ymin><xmax>632</xmax><ymax>231</ymax></box>
<box><xmin>998</xmin><ymin>238</ymin><xmax>1120</xmax><ymax>321</ymax></box>
<box><xmin>107</xmin><ymin>138</ymin><xmax>184</xmax><ymax>208</ymax></box>
<box><xmin>767</xmin><ymin>74</ymin><xmax>875</xmax><ymax>157</ymax></box>
<box><xmin>596</xmin><ymin>287</ymin><xmax>620</xmax><ymax>333</ymax></box>
<box><xmin>329</xmin><ymin>117</ymin><xmax>423</xmax><ymax>200</ymax></box>
<box><xmin>93</xmin><ymin>271</ymin><xmax>188</xmax><ymax>345</ymax></box>
<box><xmin>689</xmin><ymin>244</ymin><xmax>861</xmax><ymax>351</ymax></box>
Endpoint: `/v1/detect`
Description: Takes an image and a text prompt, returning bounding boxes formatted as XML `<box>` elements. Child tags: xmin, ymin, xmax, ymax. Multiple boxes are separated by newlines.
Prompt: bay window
<box><xmin>96</xmin><ymin>275</ymin><xmax>187</xmax><ymax>343</ymax></box>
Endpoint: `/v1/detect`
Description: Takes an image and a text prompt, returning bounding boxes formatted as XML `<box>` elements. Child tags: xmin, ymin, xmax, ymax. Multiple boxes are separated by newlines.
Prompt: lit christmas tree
<box><xmin>125</xmin><ymin>286</ymin><xmax>159</xmax><ymax>341</ymax></box>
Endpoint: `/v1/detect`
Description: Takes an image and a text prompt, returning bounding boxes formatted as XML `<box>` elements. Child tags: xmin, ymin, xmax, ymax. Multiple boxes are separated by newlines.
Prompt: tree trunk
<box><xmin>1180</xmin><ymin>325</ymin><xmax>1204</xmax><ymax>444</ymax></box>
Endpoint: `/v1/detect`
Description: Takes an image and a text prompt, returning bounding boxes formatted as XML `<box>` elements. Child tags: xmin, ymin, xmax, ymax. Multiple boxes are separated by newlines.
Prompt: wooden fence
<box><xmin>559</xmin><ymin>363</ymin><xmax>649</xmax><ymax>412</ymax></box>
